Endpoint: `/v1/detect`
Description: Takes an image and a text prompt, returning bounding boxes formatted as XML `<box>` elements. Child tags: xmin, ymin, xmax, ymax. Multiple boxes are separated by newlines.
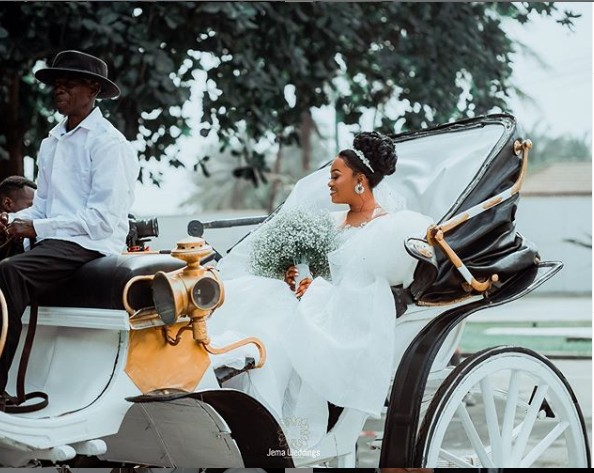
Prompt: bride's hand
<box><xmin>295</xmin><ymin>277</ymin><xmax>313</xmax><ymax>298</ymax></box>
<box><xmin>284</xmin><ymin>265</ymin><xmax>299</xmax><ymax>291</ymax></box>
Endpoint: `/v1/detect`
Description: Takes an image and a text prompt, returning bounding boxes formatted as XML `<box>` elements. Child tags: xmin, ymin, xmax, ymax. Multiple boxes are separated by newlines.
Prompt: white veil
<box><xmin>217</xmin><ymin>164</ymin><xmax>408</xmax><ymax>280</ymax></box>
<box><xmin>280</xmin><ymin>163</ymin><xmax>407</xmax><ymax>214</ymax></box>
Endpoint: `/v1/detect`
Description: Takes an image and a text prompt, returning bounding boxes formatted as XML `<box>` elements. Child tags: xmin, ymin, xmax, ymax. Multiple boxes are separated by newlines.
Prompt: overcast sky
<box><xmin>504</xmin><ymin>2</ymin><xmax>592</xmax><ymax>137</ymax></box>
<box><xmin>131</xmin><ymin>2</ymin><xmax>593</xmax><ymax>217</ymax></box>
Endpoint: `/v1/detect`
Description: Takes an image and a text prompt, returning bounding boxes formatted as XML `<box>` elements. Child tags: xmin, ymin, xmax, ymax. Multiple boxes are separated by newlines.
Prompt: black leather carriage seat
<box><xmin>38</xmin><ymin>254</ymin><xmax>185</xmax><ymax>310</ymax></box>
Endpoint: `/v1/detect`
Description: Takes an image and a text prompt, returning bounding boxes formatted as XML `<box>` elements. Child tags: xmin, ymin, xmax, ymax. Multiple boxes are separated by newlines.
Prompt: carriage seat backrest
<box><xmin>38</xmin><ymin>253</ymin><xmax>185</xmax><ymax>310</ymax></box>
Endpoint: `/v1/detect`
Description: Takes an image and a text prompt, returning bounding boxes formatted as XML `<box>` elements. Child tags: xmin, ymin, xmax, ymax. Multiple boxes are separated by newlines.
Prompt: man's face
<box><xmin>52</xmin><ymin>75</ymin><xmax>98</xmax><ymax>117</ymax></box>
<box><xmin>3</xmin><ymin>186</ymin><xmax>35</xmax><ymax>213</ymax></box>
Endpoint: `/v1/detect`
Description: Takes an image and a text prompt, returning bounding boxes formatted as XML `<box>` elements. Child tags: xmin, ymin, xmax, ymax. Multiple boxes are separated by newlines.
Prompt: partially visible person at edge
<box><xmin>0</xmin><ymin>50</ymin><xmax>139</xmax><ymax>405</ymax></box>
<box><xmin>0</xmin><ymin>176</ymin><xmax>37</xmax><ymax>213</ymax></box>
<box><xmin>0</xmin><ymin>176</ymin><xmax>37</xmax><ymax>259</ymax></box>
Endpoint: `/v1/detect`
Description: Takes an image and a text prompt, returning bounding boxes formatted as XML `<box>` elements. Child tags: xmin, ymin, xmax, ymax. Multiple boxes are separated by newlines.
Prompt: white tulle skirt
<box><xmin>208</xmin><ymin>209</ymin><xmax>432</xmax><ymax>449</ymax></box>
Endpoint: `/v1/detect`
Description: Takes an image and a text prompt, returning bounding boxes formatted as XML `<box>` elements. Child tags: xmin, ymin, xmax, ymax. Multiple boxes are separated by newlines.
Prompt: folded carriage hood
<box><xmin>397</xmin><ymin>114</ymin><xmax>541</xmax><ymax>303</ymax></box>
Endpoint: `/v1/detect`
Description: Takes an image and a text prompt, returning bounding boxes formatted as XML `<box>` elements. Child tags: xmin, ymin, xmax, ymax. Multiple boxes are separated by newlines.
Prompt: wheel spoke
<box><xmin>501</xmin><ymin>369</ymin><xmax>520</xmax><ymax>459</ymax></box>
<box><xmin>423</xmin><ymin>349</ymin><xmax>587</xmax><ymax>468</ymax></box>
<box><xmin>456</xmin><ymin>402</ymin><xmax>495</xmax><ymax>467</ymax></box>
<box><xmin>520</xmin><ymin>421</ymin><xmax>569</xmax><ymax>467</ymax></box>
<box><xmin>438</xmin><ymin>448</ymin><xmax>476</xmax><ymax>467</ymax></box>
<box><xmin>480</xmin><ymin>376</ymin><xmax>502</xmax><ymax>463</ymax></box>
<box><xmin>512</xmin><ymin>381</ymin><xmax>549</xmax><ymax>464</ymax></box>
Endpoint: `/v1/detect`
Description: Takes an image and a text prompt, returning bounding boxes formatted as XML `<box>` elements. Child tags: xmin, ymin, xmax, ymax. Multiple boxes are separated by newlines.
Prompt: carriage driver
<box><xmin>0</xmin><ymin>50</ymin><xmax>139</xmax><ymax>406</ymax></box>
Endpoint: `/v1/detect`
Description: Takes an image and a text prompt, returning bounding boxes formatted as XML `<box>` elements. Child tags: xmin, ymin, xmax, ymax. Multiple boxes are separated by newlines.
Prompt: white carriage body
<box><xmin>0</xmin><ymin>115</ymin><xmax>588</xmax><ymax>468</ymax></box>
<box><xmin>0</xmin><ymin>298</ymin><xmax>467</xmax><ymax>467</ymax></box>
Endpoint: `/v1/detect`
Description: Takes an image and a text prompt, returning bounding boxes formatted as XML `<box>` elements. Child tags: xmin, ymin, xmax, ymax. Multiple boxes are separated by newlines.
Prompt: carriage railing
<box><xmin>187</xmin><ymin>215</ymin><xmax>268</xmax><ymax>238</ymax></box>
<box><xmin>426</xmin><ymin>139</ymin><xmax>532</xmax><ymax>293</ymax></box>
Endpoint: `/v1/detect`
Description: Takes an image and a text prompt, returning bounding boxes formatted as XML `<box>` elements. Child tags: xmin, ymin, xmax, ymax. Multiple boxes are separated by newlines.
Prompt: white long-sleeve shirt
<box><xmin>15</xmin><ymin>107</ymin><xmax>139</xmax><ymax>255</ymax></box>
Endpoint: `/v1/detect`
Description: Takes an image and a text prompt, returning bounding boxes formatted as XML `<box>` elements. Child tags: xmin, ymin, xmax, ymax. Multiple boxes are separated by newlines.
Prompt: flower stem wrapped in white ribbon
<box><xmin>249</xmin><ymin>208</ymin><xmax>339</xmax><ymax>281</ymax></box>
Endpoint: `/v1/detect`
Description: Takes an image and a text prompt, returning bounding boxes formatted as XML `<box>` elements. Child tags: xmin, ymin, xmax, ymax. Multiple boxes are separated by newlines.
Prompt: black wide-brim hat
<box><xmin>35</xmin><ymin>50</ymin><xmax>120</xmax><ymax>99</ymax></box>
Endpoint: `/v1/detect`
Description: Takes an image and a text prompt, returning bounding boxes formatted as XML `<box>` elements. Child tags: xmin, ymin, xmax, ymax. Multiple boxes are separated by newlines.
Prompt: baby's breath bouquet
<box><xmin>250</xmin><ymin>208</ymin><xmax>339</xmax><ymax>281</ymax></box>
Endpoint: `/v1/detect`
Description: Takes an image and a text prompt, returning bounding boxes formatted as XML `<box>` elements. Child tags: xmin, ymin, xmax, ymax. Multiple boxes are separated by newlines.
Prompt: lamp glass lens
<box><xmin>191</xmin><ymin>277</ymin><xmax>221</xmax><ymax>310</ymax></box>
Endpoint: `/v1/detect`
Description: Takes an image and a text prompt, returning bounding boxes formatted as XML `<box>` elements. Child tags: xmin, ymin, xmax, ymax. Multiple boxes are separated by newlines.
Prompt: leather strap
<box><xmin>3</xmin><ymin>302</ymin><xmax>49</xmax><ymax>413</ymax></box>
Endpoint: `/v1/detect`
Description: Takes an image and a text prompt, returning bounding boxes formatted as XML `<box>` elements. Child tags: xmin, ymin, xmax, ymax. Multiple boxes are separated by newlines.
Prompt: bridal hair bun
<box><xmin>353</xmin><ymin>131</ymin><xmax>397</xmax><ymax>186</ymax></box>
<box><xmin>338</xmin><ymin>131</ymin><xmax>397</xmax><ymax>188</ymax></box>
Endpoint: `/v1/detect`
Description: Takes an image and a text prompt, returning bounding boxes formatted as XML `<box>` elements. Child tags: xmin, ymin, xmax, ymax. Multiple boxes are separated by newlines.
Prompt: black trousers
<box><xmin>0</xmin><ymin>239</ymin><xmax>102</xmax><ymax>392</ymax></box>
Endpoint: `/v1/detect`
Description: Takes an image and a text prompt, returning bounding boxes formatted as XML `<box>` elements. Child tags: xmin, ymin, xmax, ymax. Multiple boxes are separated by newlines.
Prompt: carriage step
<box><xmin>215</xmin><ymin>357</ymin><xmax>256</xmax><ymax>384</ymax></box>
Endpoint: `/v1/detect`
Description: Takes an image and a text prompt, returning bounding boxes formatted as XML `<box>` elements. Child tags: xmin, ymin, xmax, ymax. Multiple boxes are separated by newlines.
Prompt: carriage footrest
<box><xmin>370</xmin><ymin>432</ymin><xmax>383</xmax><ymax>450</ymax></box>
<box><xmin>126</xmin><ymin>388</ymin><xmax>190</xmax><ymax>403</ymax></box>
<box><xmin>215</xmin><ymin>357</ymin><xmax>256</xmax><ymax>385</ymax></box>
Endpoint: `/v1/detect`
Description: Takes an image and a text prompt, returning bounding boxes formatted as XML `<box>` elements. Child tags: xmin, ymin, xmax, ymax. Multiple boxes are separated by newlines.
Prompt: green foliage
<box><xmin>525</xmin><ymin>129</ymin><xmax>592</xmax><ymax>170</ymax></box>
<box><xmin>199</xmin><ymin>2</ymin><xmax>577</xmax><ymax>185</ymax></box>
<box><xmin>182</xmin><ymin>132</ymin><xmax>321</xmax><ymax>213</ymax></box>
<box><xmin>0</xmin><ymin>1</ymin><xmax>579</xmax><ymax>186</ymax></box>
<box><xmin>0</xmin><ymin>1</ymin><xmax>203</xmax><ymax>183</ymax></box>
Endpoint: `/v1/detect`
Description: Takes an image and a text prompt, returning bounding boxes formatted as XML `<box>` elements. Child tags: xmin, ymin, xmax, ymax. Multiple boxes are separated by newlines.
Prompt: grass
<box><xmin>460</xmin><ymin>321</ymin><xmax>592</xmax><ymax>358</ymax></box>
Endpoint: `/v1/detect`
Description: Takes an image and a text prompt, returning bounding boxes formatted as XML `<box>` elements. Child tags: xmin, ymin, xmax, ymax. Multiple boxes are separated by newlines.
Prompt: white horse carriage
<box><xmin>0</xmin><ymin>114</ymin><xmax>589</xmax><ymax>468</ymax></box>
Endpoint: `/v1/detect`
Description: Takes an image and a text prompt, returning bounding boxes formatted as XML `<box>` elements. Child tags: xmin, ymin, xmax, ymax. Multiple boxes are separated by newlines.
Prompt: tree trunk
<box><xmin>267</xmin><ymin>140</ymin><xmax>283</xmax><ymax>213</ymax></box>
<box><xmin>300</xmin><ymin>110</ymin><xmax>313</xmax><ymax>172</ymax></box>
<box><xmin>0</xmin><ymin>71</ymin><xmax>25</xmax><ymax>181</ymax></box>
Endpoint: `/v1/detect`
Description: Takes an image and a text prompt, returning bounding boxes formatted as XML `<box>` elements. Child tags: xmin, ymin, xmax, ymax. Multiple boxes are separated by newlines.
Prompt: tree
<box><xmin>0</xmin><ymin>1</ymin><xmax>206</xmax><ymax>183</ymax></box>
<box><xmin>199</xmin><ymin>2</ymin><xmax>579</xmax><ymax>183</ymax></box>
<box><xmin>0</xmin><ymin>1</ymin><xmax>579</xmax><ymax>185</ymax></box>
<box><xmin>525</xmin><ymin>129</ymin><xmax>592</xmax><ymax>170</ymax></box>
<box><xmin>182</xmin><ymin>123</ymin><xmax>334</xmax><ymax>214</ymax></box>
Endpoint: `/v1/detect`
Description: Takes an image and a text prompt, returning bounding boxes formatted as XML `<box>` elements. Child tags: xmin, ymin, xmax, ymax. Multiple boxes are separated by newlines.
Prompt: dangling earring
<box><xmin>355</xmin><ymin>182</ymin><xmax>364</xmax><ymax>194</ymax></box>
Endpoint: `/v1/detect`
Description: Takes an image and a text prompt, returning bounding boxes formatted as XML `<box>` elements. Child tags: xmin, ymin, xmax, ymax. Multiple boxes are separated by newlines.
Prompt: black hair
<box><xmin>0</xmin><ymin>175</ymin><xmax>37</xmax><ymax>199</ymax></box>
<box><xmin>338</xmin><ymin>131</ymin><xmax>397</xmax><ymax>188</ymax></box>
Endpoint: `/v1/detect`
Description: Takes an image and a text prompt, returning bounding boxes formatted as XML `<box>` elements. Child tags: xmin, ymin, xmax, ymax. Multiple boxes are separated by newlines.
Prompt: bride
<box><xmin>208</xmin><ymin>131</ymin><xmax>432</xmax><ymax>452</ymax></box>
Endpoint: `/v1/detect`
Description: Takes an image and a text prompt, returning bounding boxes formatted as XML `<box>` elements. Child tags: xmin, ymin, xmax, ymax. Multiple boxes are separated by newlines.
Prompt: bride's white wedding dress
<box><xmin>207</xmin><ymin>172</ymin><xmax>432</xmax><ymax>451</ymax></box>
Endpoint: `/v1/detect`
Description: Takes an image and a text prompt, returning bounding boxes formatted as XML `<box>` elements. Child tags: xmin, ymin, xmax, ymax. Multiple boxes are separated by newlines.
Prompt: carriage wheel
<box><xmin>416</xmin><ymin>346</ymin><xmax>590</xmax><ymax>468</ymax></box>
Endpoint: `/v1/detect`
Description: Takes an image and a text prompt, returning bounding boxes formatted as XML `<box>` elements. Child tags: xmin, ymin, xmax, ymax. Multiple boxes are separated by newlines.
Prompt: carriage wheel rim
<box><xmin>416</xmin><ymin>346</ymin><xmax>590</xmax><ymax>468</ymax></box>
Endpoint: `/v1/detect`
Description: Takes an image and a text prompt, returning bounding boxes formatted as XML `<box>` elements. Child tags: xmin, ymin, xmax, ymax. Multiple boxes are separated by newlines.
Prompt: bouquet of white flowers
<box><xmin>249</xmin><ymin>208</ymin><xmax>339</xmax><ymax>281</ymax></box>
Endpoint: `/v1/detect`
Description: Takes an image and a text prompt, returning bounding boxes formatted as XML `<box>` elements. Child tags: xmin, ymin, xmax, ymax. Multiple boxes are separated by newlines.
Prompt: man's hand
<box><xmin>7</xmin><ymin>219</ymin><xmax>36</xmax><ymax>239</ymax></box>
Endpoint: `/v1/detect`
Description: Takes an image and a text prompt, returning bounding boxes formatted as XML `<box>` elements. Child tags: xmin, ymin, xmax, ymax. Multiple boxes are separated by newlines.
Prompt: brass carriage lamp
<box><xmin>151</xmin><ymin>238</ymin><xmax>225</xmax><ymax>343</ymax></box>
<box><xmin>123</xmin><ymin>237</ymin><xmax>266</xmax><ymax>373</ymax></box>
